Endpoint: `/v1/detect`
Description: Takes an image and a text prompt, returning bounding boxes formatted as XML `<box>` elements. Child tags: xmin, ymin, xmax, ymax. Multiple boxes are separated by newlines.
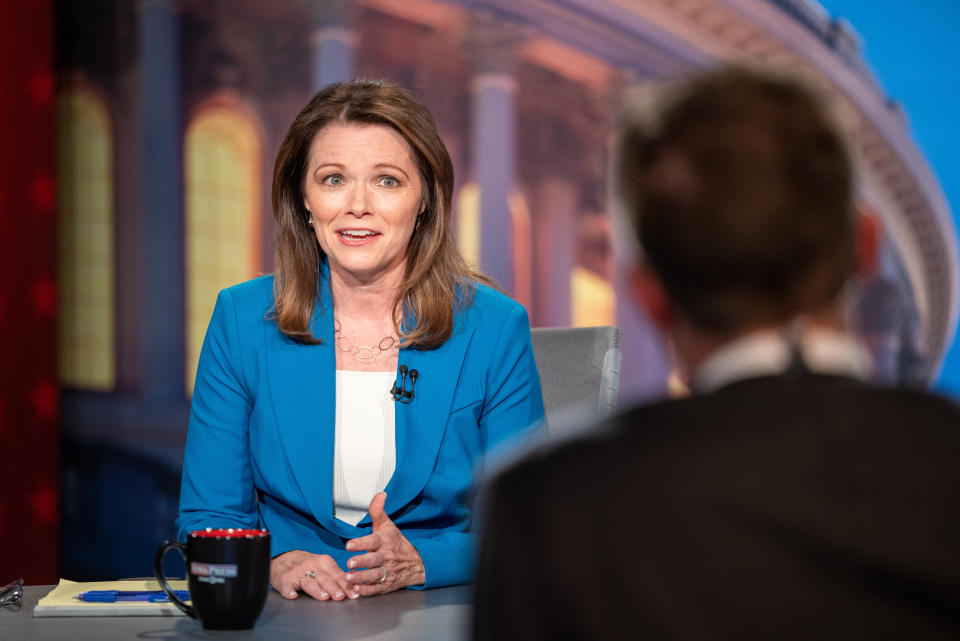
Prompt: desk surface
<box><xmin>2</xmin><ymin>584</ymin><xmax>473</xmax><ymax>640</ymax></box>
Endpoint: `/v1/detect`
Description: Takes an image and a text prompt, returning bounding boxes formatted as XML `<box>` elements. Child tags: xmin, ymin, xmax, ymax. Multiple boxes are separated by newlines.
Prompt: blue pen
<box><xmin>75</xmin><ymin>590</ymin><xmax>191</xmax><ymax>603</ymax></box>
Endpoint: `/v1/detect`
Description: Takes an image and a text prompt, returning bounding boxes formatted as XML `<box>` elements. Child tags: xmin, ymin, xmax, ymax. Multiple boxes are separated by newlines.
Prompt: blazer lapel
<box><xmin>265</xmin><ymin>274</ymin><xmax>343</xmax><ymax>536</ymax></box>
<box><xmin>365</xmin><ymin>323</ymin><xmax>475</xmax><ymax>523</ymax></box>
<box><xmin>266</xmin><ymin>267</ymin><xmax>476</xmax><ymax>534</ymax></box>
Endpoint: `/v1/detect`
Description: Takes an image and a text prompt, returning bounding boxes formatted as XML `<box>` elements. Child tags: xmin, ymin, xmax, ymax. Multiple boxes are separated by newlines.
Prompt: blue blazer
<box><xmin>176</xmin><ymin>271</ymin><xmax>545</xmax><ymax>588</ymax></box>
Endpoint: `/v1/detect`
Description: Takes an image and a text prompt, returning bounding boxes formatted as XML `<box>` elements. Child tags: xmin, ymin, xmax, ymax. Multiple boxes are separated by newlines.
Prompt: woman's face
<box><xmin>303</xmin><ymin>123</ymin><xmax>424</xmax><ymax>286</ymax></box>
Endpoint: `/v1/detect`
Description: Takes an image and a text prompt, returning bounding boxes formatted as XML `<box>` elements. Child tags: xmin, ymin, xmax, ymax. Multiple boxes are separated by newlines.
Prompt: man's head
<box><xmin>617</xmin><ymin>67</ymin><xmax>859</xmax><ymax>338</ymax></box>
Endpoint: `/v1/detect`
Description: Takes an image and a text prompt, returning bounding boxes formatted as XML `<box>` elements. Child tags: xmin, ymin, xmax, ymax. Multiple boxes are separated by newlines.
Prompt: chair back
<box><xmin>530</xmin><ymin>326</ymin><xmax>621</xmax><ymax>427</ymax></box>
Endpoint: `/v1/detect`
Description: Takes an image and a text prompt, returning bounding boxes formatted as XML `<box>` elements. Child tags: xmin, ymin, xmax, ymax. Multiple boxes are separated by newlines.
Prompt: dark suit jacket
<box><xmin>474</xmin><ymin>374</ymin><xmax>960</xmax><ymax>640</ymax></box>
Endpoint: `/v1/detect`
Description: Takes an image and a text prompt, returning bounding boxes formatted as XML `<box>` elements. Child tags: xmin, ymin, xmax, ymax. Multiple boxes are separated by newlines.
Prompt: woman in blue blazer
<box><xmin>176</xmin><ymin>80</ymin><xmax>544</xmax><ymax>601</ymax></box>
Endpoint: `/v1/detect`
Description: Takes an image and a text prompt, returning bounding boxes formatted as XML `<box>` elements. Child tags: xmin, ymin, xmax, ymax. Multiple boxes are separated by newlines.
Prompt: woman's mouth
<box><xmin>337</xmin><ymin>229</ymin><xmax>380</xmax><ymax>245</ymax></box>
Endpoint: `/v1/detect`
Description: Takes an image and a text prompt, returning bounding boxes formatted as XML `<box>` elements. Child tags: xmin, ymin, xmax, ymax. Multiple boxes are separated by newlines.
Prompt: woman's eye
<box><xmin>379</xmin><ymin>176</ymin><xmax>399</xmax><ymax>188</ymax></box>
<box><xmin>323</xmin><ymin>174</ymin><xmax>344</xmax><ymax>186</ymax></box>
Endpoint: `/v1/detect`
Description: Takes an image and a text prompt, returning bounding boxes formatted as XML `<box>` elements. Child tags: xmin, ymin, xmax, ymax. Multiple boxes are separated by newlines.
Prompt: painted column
<box><xmin>310</xmin><ymin>0</ymin><xmax>356</xmax><ymax>90</ymax></box>
<box><xmin>114</xmin><ymin>61</ymin><xmax>143</xmax><ymax>391</ymax></box>
<box><xmin>533</xmin><ymin>177</ymin><xmax>576</xmax><ymax>327</ymax></box>
<box><xmin>607</xmin><ymin>68</ymin><xmax>672</xmax><ymax>401</ymax></box>
<box><xmin>138</xmin><ymin>0</ymin><xmax>184</xmax><ymax>400</ymax></box>
<box><xmin>611</xmin><ymin>187</ymin><xmax>672</xmax><ymax>401</ymax></box>
<box><xmin>467</xmin><ymin>11</ymin><xmax>525</xmax><ymax>294</ymax></box>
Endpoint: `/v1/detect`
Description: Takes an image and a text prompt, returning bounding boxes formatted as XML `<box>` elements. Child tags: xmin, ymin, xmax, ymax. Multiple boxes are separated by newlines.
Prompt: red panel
<box><xmin>0</xmin><ymin>0</ymin><xmax>59</xmax><ymax>585</ymax></box>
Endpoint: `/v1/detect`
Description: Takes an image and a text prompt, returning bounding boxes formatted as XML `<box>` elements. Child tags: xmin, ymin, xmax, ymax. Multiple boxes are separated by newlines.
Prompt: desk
<box><xmin>2</xmin><ymin>584</ymin><xmax>473</xmax><ymax>640</ymax></box>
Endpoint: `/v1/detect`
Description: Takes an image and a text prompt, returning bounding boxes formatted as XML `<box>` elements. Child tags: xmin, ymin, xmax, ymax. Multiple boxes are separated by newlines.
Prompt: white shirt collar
<box><xmin>692</xmin><ymin>326</ymin><xmax>872</xmax><ymax>394</ymax></box>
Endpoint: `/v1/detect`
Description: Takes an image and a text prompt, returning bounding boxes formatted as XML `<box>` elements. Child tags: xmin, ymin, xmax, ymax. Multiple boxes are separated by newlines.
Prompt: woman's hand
<box><xmin>344</xmin><ymin>492</ymin><xmax>426</xmax><ymax>596</ymax></box>
<box><xmin>270</xmin><ymin>550</ymin><xmax>358</xmax><ymax>601</ymax></box>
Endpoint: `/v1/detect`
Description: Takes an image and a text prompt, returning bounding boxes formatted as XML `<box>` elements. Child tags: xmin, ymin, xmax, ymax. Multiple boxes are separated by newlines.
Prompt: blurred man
<box><xmin>473</xmin><ymin>68</ymin><xmax>960</xmax><ymax>641</ymax></box>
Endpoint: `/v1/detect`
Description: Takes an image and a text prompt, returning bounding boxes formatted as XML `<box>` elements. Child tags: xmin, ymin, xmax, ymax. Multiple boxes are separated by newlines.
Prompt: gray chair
<box><xmin>530</xmin><ymin>326</ymin><xmax>621</xmax><ymax>428</ymax></box>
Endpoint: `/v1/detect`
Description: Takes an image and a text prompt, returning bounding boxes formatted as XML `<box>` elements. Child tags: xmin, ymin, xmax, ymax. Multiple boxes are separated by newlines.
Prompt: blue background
<box><xmin>822</xmin><ymin>0</ymin><xmax>960</xmax><ymax>398</ymax></box>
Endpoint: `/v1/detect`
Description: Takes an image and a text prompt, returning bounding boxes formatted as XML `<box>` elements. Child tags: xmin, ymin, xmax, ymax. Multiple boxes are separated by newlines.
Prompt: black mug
<box><xmin>155</xmin><ymin>528</ymin><xmax>270</xmax><ymax>630</ymax></box>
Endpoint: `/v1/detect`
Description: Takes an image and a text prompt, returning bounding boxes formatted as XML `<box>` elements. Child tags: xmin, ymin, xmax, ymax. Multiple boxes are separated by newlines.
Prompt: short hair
<box><xmin>272</xmin><ymin>79</ymin><xmax>491</xmax><ymax>347</ymax></box>
<box><xmin>616</xmin><ymin>67</ymin><xmax>856</xmax><ymax>333</ymax></box>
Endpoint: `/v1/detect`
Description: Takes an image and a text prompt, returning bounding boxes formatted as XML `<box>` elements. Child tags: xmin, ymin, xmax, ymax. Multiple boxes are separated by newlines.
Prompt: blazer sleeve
<box><xmin>413</xmin><ymin>302</ymin><xmax>545</xmax><ymax>589</ymax></box>
<box><xmin>411</xmin><ymin>531</ymin><xmax>473</xmax><ymax>590</ymax></box>
<box><xmin>480</xmin><ymin>302</ymin><xmax>545</xmax><ymax>451</ymax></box>
<box><xmin>176</xmin><ymin>289</ymin><xmax>258</xmax><ymax>540</ymax></box>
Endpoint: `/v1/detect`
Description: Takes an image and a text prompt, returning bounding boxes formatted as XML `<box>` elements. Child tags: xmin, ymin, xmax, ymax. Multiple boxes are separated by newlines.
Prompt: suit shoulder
<box><xmin>212</xmin><ymin>275</ymin><xmax>276</xmax><ymax>336</ymax></box>
<box><xmin>844</xmin><ymin>381</ymin><xmax>960</xmax><ymax>424</ymax></box>
<box><xmin>219</xmin><ymin>275</ymin><xmax>275</xmax><ymax>312</ymax></box>
<box><xmin>489</xmin><ymin>410</ymin><xmax>636</xmax><ymax>483</ymax></box>
<box><xmin>726</xmin><ymin>374</ymin><xmax>960</xmax><ymax>424</ymax></box>
<box><xmin>466</xmin><ymin>282</ymin><xmax>528</xmax><ymax>323</ymax></box>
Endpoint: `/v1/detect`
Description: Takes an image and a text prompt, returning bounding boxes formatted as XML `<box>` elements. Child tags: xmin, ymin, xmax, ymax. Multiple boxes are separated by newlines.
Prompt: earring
<box><xmin>415</xmin><ymin>215</ymin><xmax>423</xmax><ymax>231</ymax></box>
<box><xmin>307</xmin><ymin>215</ymin><xmax>313</xmax><ymax>225</ymax></box>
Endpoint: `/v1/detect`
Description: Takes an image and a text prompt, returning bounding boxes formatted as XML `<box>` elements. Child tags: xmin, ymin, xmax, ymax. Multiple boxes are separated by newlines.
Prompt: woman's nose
<box><xmin>347</xmin><ymin>183</ymin><xmax>370</xmax><ymax>217</ymax></box>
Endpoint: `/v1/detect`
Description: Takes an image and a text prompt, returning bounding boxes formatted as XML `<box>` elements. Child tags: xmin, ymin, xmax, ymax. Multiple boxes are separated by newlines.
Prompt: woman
<box><xmin>176</xmin><ymin>79</ymin><xmax>544</xmax><ymax>601</ymax></box>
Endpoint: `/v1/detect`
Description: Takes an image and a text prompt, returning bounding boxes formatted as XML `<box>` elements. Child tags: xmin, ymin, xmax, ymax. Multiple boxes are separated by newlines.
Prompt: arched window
<box><xmin>571</xmin><ymin>213</ymin><xmax>616</xmax><ymax>327</ymax></box>
<box><xmin>57</xmin><ymin>87</ymin><xmax>115</xmax><ymax>389</ymax></box>
<box><xmin>456</xmin><ymin>182</ymin><xmax>481</xmax><ymax>269</ymax></box>
<box><xmin>185</xmin><ymin>99</ymin><xmax>262</xmax><ymax>394</ymax></box>
<box><xmin>570</xmin><ymin>266</ymin><xmax>615</xmax><ymax>326</ymax></box>
<box><xmin>510</xmin><ymin>189</ymin><xmax>532</xmax><ymax>310</ymax></box>
<box><xmin>456</xmin><ymin>182</ymin><xmax>532</xmax><ymax>309</ymax></box>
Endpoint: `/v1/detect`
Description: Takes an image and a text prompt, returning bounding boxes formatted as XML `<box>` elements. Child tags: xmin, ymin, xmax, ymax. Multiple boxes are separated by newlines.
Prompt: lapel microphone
<box><xmin>391</xmin><ymin>364</ymin><xmax>418</xmax><ymax>403</ymax></box>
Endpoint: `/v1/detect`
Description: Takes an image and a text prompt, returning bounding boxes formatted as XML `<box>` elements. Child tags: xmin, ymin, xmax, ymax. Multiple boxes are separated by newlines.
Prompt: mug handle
<box><xmin>154</xmin><ymin>540</ymin><xmax>197</xmax><ymax>618</ymax></box>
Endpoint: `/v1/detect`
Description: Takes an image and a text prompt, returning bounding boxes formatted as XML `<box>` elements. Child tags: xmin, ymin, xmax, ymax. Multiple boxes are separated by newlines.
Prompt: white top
<box><xmin>333</xmin><ymin>370</ymin><xmax>397</xmax><ymax>526</ymax></box>
<box><xmin>692</xmin><ymin>326</ymin><xmax>872</xmax><ymax>394</ymax></box>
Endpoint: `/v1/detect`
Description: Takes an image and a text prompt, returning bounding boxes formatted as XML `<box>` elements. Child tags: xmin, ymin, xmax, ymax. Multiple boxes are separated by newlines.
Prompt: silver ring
<box><xmin>378</xmin><ymin>567</ymin><xmax>387</xmax><ymax>584</ymax></box>
<box><xmin>303</xmin><ymin>570</ymin><xmax>317</xmax><ymax>579</ymax></box>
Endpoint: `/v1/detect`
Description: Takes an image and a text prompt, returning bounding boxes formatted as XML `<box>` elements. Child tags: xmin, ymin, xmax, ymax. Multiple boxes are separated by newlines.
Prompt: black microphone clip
<box><xmin>391</xmin><ymin>364</ymin><xmax>418</xmax><ymax>403</ymax></box>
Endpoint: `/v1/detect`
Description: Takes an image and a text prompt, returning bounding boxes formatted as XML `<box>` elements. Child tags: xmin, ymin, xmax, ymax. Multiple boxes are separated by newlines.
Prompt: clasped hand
<box><xmin>269</xmin><ymin>492</ymin><xmax>425</xmax><ymax>601</ymax></box>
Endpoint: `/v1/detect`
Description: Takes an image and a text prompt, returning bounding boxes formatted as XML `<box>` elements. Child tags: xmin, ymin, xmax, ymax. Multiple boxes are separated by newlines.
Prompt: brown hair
<box><xmin>271</xmin><ymin>79</ymin><xmax>493</xmax><ymax>347</ymax></box>
<box><xmin>616</xmin><ymin>67</ymin><xmax>856</xmax><ymax>334</ymax></box>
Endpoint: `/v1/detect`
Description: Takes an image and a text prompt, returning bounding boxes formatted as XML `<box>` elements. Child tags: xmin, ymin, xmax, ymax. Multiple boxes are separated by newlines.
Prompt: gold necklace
<box><xmin>333</xmin><ymin>319</ymin><xmax>397</xmax><ymax>363</ymax></box>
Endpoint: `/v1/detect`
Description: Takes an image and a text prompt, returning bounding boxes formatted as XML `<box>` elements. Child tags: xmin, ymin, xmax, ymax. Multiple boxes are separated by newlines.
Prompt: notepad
<box><xmin>33</xmin><ymin>579</ymin><xmax>191</xmax><ymax>617</ymax></box>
